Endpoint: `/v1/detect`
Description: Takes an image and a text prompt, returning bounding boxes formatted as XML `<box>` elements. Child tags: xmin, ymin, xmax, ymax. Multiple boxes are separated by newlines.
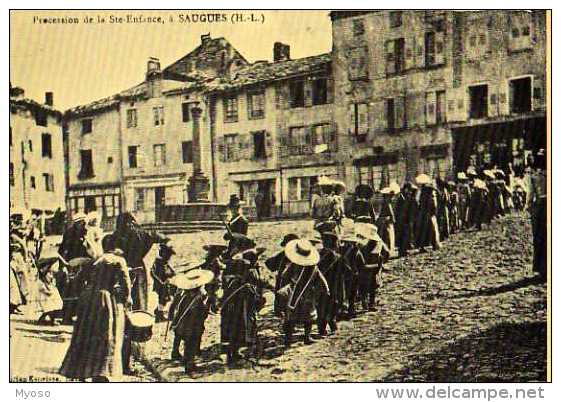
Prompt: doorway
<box><xmin>154</xmin><ymin>187</ymin><xmax>166</xmax><ymax>222</ymax></box>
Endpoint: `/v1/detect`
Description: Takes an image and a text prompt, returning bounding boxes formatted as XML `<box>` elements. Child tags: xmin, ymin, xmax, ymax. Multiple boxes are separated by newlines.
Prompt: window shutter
<box><xmin>395</xmin><ymin>97</ymin><xmax>406</xmax><ymax>129</ymax></box>
<box><xmin>371</xmin><ymin>100</ymin><xmax>386</xmax><ymax>132</ymax></box>
<box><xmin>247</xmin><ymin>93</ymin><xmax>253</xmax><ymax>119</ymax></box>
<box><xmin>426</xmin><ymin>91</ymin><xmax>437</xmax><ymax>125</ymax></box>
<box><xmin>326</xmin><ymin>78</ymin><xmax>334</xmax><ymax>104</ymax></box>
<box><xmin>358</xmin><ymin>103</ymin><xmax>369</xmax><ymax>135</ymax></box>
<box><xmin>416</xmin><ymin>33</ymin><xmax>425</xmax><ymax>68</ymax></box>
<box><xmin>404</xmin><ymin>37</ymin><xmax>415</xmax><ymax>70</ymax></box>
<box><xmin>434</xmin><ymin>32</ymin><xmax>445</xmax><ymax>65</ymax></box>
<box><xmin>215</xmin><ymin>136</ymin><xmax>225</xmax><ymax>162</ymax></box>
<box><xmin>385</xmin><ymin>41</ymin><xmax>396</xmax><ymax>75</ymax></box>
<box><xmin>349</xmin><ymin>103</ymin><xmax>357</xmax><ymax>135</ymax></box>
<box><xmin>304</xmin><ymin>80</ymin><xmax>313</xmax><ymax>107</ymax></box>
<box><xmin>265</xmin><ymin>131</ymin><xmax>273</xmax><ymax>158</ymax></box>
<box><xmin>406</xmin><ymin>93</ymin><xmax>418</xmax><ymax>128</ymax></box>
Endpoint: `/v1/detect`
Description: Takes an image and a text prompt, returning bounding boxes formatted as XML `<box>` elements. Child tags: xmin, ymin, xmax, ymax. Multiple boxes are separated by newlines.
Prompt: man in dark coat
<box><xmin>265</xmin><ymin>234</ymin><xmax>299</xmax><ymax>316</ymax></box>
<box><xmin>416</xmin><ymin>183</ymin><xmax>441</xmax><ymax>252</ymax></box>
<box><xmin>113</xmin><ymin>212</ymin><xmax>168</xmax><ymax>312</ymax></box>
<box><xmin>226</xmin><ymin>195</ymin><xmax>249</xmax><ymax>236</ymax></box>
<box><xmin>395</xmin><ymin>183</ymin><xmax>417</xmax><ymax>257</ymax></box>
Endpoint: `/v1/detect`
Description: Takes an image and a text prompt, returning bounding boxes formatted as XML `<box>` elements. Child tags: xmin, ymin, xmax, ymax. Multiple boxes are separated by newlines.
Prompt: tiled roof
<box><xmin>213</xmin><ymin>52</ymin><xmax>331</xmax><ymax>92</ymax></box>
<box><xmin>10</xmin><ymin>97</ymin><xmax>62</xmax><ymax>118</ymax></box>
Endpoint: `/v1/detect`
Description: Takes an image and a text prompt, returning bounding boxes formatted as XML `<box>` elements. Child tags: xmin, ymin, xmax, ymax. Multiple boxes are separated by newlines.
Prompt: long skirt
<box><xmin>532</xmin><ymin>198</ymin><xmax>547</xmax><ymax>278</ymax></box>
<box><xmin>438</xmin><ymin>207</ymin><xmax>450</xmax><ymax>240</ymax></box>
<box><xmin>129</xmin><ymin>267</ymin><xmax>148</xmax><ymax>311</ymax></box>
<box><xmin>59</xmin><ymin>289</ymin><xmax>125</xmax><ymax>379</ymax></box>
<box><xmin>220</xmin><ymin>295</ymin><xmax>257</xmax><ymax>347</ymax></box>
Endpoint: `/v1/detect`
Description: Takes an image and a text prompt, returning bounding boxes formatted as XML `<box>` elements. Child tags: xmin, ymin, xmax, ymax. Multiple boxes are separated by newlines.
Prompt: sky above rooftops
<box><xmin>10</xmin><ymin>10</ymin><xmax>332</xmax><ymax>111</ymax></box>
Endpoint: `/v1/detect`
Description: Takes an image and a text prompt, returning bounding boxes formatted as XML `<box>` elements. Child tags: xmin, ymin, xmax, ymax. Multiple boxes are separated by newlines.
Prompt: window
<box><xmin>43</xmin><ymin>173</ymin><xmax>54</xmax><ymax>192</ymax></box>
<box><xmin>153</xmin><ymin>144</ymin><xmax>166</xmax><ymax>167</ymax></box>
<box><xmin>253</xmin><ymin>131</ymin><xmax>267</xmax><ymax>159</ymax></box>
<box><xmin>425</xmin><ymin>32</ymin><xmax>436</xmax><ymax>66</ymax></box>
<box><xmin>288</xmin><ymin>177</ymin><xmax>299</xmax><ymax>201</ymax></box>
<box><xmin>181</xmin><ymin>103</ymin><xmax>190</xmax><ymax>123</ymax></box>
<box><xmin>425</xmin><ymin>31</ymin><xmax>445</xmax><ymax>67</ymax></box>
<box><xmin>386</xmin><ymin>38</ymin><xmax>405</xmax><ymax>75</ymax></box>
<box><xmin>301</xmin><ymin>176</ymin><xmax>318</xmax><ymax>200</ymax></box>
<box><xmin>30</xmin><ymin>176</ymin><xmax>36</xmax><ymax>189</ymax></box>
<box><xmin>389</xmin><ymin>11</ymin><xmax>403</xmax><ymax>28</ymax></box>
<box><xmin>350</xmin><ymin>103</ymin><xmax>369</xmax><ymax>141</ymax></box>
<box><xmin>182</xmin><ymin>141</ymin><xmax>193</xmax><ymax>163</ymax></box>
<box><xmin>224</xmin><ymin>134</ymin><xmax>238</xmax><ymax>161</ymax></box>
<box><xmin>509</xmin><ymin>77</ymin><xmax>532</xmax><ymax>114</ymax></box>
<box><xmin>289</xmin><ymin>126</ymin><xmax>309</xmax><ymax>147</ymax></box>
<box><xmin>353</xmin><ymin>19</ymin><xmax>365</xmax><ymax>36</ymax></box>
<box><xmin>41</xmin><ymin>133</ymin><xmax>52</xmax><ymax>158</ymax></box>
<box><xmin>436</xmin><ymin>91</ymin><xmax>446</xmax><ymax>124</ymax></box>
<box><xmin>9</xmin><ymin>163</ymin><xmax>14</xmax><ymax>186</ymax></box>
<box><xmin>509</xmin><ymin>12</ymin><xmax>533</xmax><ymax>52</ymax></box>
<box><xmin>28</xmin><ymin>140</ymin><xmax>33</xmax><ymax>152</ymax></box>
<box><xmin>248</xmin><ymin>90</ymin><xmax>265</xmax><ymax>119</ymax></box>
<box><xmin>311</xmin><ymin>124</ymin><xmax>334</xmax><ymax>146</ymax></box>
<box><xmin>81</xmin><ymin>119</ymin><xmax>92</xmax><ymax>134</ymax></box>
<box><xmin>426</xmin><ymin>91</ymin><xmax>446</xmax><ymax>125</ymax></box>
<box><xmin>135</xmin><ymin>188</ymin><xmax>145</xmax><ymax>211</ymax></box>
<box><xmin>128</xmin><ymin>146</ymin><xmax>138</xmax><ymax>168</ymax></box>
<box><xmin>469</xmin><ymin>84</ymin><xmax>488</xmax><ymax>119</ymax></box>
<box><xmin>153</xmin><ymin>106</ymin><xmax>164</xmax><ymax>126</ymax></box>
<box><xmin>127</xmin><ymin>109</ymin><xmax>137</xmax><ymax>128</ymax></box>
<box><xmin>386</xmin><ymin>97</ymin><xmax>406</xmax><ymax>131</ymax></box>
<box><xmin>107</xmin><ymin>156</ymin><xmax>113</xmax><ymax>164</ymax></box>
<box><xmin>312</xmin><ymin>77</ymin><xmax>328</xmax><ymax>105</ymax></box>
<box><xmin>35</xmin><ymin>110</ymin><xmax>47</xmax><ymax>127</ymax></box>
<box><xmin>78</xmin><ymin>149</ymin><xmax>94</xmax><ymax>179</ymax></box>
<box><xmin>224</xmin><ymin>95</ymin><xmax>238</xmax><ymax>122</ymax></box>
<box><xmin>289</xmin><ymin>81</ymin><xmax>305</xmax><ymax>108</ymax></box>
<box><xmin>348</xmin><ymin>46</ymin><xmax>368</xmax><ymax>80</ymax></box>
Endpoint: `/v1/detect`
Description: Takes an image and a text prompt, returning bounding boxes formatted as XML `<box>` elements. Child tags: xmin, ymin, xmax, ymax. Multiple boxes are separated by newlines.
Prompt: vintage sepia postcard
<box><xmin>8</xmin><ymin>9</ymin><xmax>550</xmax><ymax>387</ymax></box>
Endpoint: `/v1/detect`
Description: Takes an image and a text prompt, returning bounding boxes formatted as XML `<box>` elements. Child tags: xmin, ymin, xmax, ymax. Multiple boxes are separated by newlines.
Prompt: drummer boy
<box><xmin>168</xmin><ymin>268</ymin><xmax>214</xmax><ymax>375</ymax></box>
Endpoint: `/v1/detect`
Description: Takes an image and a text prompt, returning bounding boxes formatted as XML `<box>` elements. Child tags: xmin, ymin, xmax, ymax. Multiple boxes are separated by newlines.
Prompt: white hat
<box><xmin>354</xmin><ymin>223</ymin><xmax>382</xmax><ymax>242</ymax></box>
<box><xmin>457</xmin><ymin>172</ymin><xmax>467</xmax><ymax>180</ymax></box>
<box><xmin>389</xmin><ymin>182</ymin><xmax>401</xmax><ymax>194</ymax></box>
<box><xmin>483</xmin><ymin>170</ymin><xmax>495</xmax><ymax>179</ymax></box>
<box><xmin>416</xmin><ymin>174</ymin><xmax>432</xmax><ymax>185</ymax></box>
<box><xmin>284</xmin><ymin>239</ymin><xmax>320</xmax><ymax>267</ymax></box>
<box><xmin>72</xmin><ymin>212</ymin><xmax>87</xmax><ymax>223</ymax></box>
<box><xmin>87</xmin><ymin>211</ymin><xmax>99</xmax><ymax>223</ymax></box>
<box><xmin>380</xmin><ymin>187</ymin><xmax>392</xmax><ymax>194</ymax></box>
<box><xmin>168</xmin><ymin>269</ymin><xmax>214</xmax><ymax>290</ymax></box>
<box><xmin>318</xmin><ymin>176</ymin><xmax>333</xmax><ymax>187</ymax></box>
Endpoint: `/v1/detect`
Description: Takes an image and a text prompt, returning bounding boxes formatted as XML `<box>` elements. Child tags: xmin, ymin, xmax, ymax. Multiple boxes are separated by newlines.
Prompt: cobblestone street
<box><xmin>9</xmin><ymin>212</ymin><xmax>546</xmax><ymax>382</ymax></box>
<box><xmin>137</xmin><ymin>212</ymin><xmax>546</xmax><ymax>382</ymax></box>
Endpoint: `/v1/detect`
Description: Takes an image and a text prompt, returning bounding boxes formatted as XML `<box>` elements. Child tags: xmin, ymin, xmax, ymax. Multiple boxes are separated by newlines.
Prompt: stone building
<box><xmin>209</xmin><ymin>47</ymin><xmax>335</xmax><ymax>218</ymax></box>
<box><xmin>10</xmin><ymin>86</ymin><xmax>65</xmax><ymax>215</ymax></box>
<box><xmin>330</xmin><ymin>10</ymin><xmax>546</xmax><ymax>191</ymax></box>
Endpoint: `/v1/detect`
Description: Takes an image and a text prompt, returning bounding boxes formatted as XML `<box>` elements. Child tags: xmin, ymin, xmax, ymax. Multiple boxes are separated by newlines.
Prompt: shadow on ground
<box><xmin>382</xmin><ymin>321</ymin><xmax>547</xmax><ymax>382</ymax></box>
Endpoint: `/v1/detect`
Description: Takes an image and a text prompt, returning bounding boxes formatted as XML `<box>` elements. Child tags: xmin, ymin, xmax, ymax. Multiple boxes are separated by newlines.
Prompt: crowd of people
<box><xmin>9</xmin><ymin>150</ymin><xmax>547</xmax><ymax>381</ymax></box>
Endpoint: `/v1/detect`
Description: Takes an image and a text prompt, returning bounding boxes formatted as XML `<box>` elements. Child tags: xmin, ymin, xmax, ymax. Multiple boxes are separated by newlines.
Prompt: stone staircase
<box><xmin>141</xmin><ymin>220</ymin><xmax>226</xmax><ymax>235</ymax></box>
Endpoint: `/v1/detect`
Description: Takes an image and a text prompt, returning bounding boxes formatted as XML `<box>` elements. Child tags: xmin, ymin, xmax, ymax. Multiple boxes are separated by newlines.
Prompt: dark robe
<box><xmin>449</xmin><ymin>190</ymin><xmax>460</xmax><ymax>234</ymax></box>
<box><xmin>350</xmin><ymin>197</ymin><xmax>377</xmax><ymax>223</ymax></box>
<box><xmin>265</xmin><ymin>251</ymin><xmax>291</xmax><ymax>316</ymax></box>
<box><xmin>395</xmin><ymin>193</ymin><xmax>415</xmax><ymax>256</ymax></box>
<box><xmin>469</xmin><ymin>187</ymin><xmax>488</xmax><ymax>229</ymax></box>
<box><xmin>169</xmin><ymin>288</ymin><xmax>209</xmax><ymax>362</ymax></box>
<box><xmin>58</xmin><ymin>224</ymin><xmax>89</xmax><ymax>261</ymax></box>
<box><xmin>59</xmin><ymin>254</ymin><xmax>131</xmax><ymax>379</ymax></box>
<box><xmin>316</xmin><ymin>248</ymin><xmax>346</xmax><ymax>327</ymax></box>
<box><xmin>416</xmin><ymin>186</ymin><xmax>440</xmax><ymax>250</ymax></box>
<box><xmin>114</xmin><ymin>229</ymin><xmax>164</xmax><ymax>311</ymax></box>
<box><xmin>457</xmin><ymin>183</ymin><xmax>471</xmax><ymax>228</ymax></box>
<box><xmin>228</xmin><ymin>213</ymin><xmax>249</xmax><ymax>236</ymax></box>
<box><xmin>220</xmin><ymin>259</ymin><xmax>262</xmax><ymax>348</ymax></box>
<box><xmin>437</xmin><ymin>187</ymin><xmax>450</xmax><ymax>240</ymax></box>
<box><xmin>377</xmin><ymin>200</ymin><xmax>395</xmax><ymax>252</ymax></box>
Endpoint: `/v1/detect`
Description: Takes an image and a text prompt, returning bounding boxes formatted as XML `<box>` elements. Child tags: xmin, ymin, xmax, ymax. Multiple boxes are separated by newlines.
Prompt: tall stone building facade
<box><xmin>10</xmin><ymin>86</ymin><xmax>65</xmax><ymax>215</ymax></box>
<box><xmin>63</xmin><ymin>11</ymin><xmax>547</xmax><ymax>225</ymax></box>
<box><xmin>330</xmin><ymin>10</ymin><xmax>546</xmax><ymax>192</ymax></box>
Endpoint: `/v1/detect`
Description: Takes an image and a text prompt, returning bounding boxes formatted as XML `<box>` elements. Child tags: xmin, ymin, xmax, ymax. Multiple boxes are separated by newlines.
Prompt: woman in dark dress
<box><xmin>416</xmin><ymin>178</ymin><xmax>441</xmax><ymax>252</ymax></box>
<box><xmin>59</xmin><ymin>234</ymin><xmax>131</xmax><ymax>382</ymax></box>
<box><xmin>395</xmin><ymin>183</ymin><xmax>417</xmax><ymax>257</ymax></box>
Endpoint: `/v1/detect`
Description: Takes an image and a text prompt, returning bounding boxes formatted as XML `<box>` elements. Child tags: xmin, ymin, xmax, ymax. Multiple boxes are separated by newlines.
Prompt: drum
<box><xmin>126</xmin><ymin>310</ymin><xmax>155</xmax><ymax>343</ymax></box>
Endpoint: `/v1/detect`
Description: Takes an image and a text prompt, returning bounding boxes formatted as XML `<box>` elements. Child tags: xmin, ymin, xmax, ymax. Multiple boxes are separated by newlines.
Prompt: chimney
<box><xmin>201</xmin><ymin>33</ymin><xmax>211</xmax><ymax>45</ymax></box>
<box><xmin>45</xmin><ymin>92</ymin><xmax>53</xmax><ymax>106</ymax></box>
<box><xmin>147</xmin><ymin>57</ymin><xmax>161</xmax><ymax>75</ymax></box>
<box><xmin>273</xmin><ymin>42</ymin><xmax>290</xmax><ymax>62</ymax></box>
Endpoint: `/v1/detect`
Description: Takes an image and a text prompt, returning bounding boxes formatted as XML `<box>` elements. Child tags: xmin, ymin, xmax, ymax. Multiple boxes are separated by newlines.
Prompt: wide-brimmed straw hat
<box><xmin>416</xmin><ymin>174</ymin><xmax>432</xmax><ymax>185</ymax></box>
<box><xmin>354</xmin><ymin>223</ymin><xmax>382</xmax><ymax>242</ymax></box>
<box><xmin>284</xmin><ymin>239</ymin><xmax>320</xmax><ymax>267</ymax></box>
<box><xmin>168</xmin><ymin>269</ymin><xmax>214</xmax><ymax>290</ymax></box>
<box><xmin>72</xmin><ymin>212</ymin><xmax>87</xmax><ymax>223</ymax></box>
<box><xmin>380</xmin><ymin>187</ymin><xmax>392</xmax><ymax>195</ymax></box>
<box><xmin>332</xmin><ymin>181</ymin><xmax>347</xmax><ymax>193</ymax></box>
<box><xmin>473</xmin><ymin>179</ymin><xmax>487</xmax><ymax>190</ymax></box>
<box><xmin>457</xmin><ymin>172</ymin><xmax>467</xmax><ymax>180</ymax></box>
<box><xmin>466</xmin><ymin>167</ymin><xmax>477</xmax><ymax>177</ymax></box>
<box><xmin>389</xmin><ymin>182</ymin><xmax>401</xmax><ymax>194</ymax></box>
<box><xmin>483</xmin><ymin>170</ymin><xmax>495</xmax><ymax>179</ymax></box>
<box><xmin>493</xmin><ymin>169</ymin><xmax>506</xmax><ymax>179</ymax></box>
